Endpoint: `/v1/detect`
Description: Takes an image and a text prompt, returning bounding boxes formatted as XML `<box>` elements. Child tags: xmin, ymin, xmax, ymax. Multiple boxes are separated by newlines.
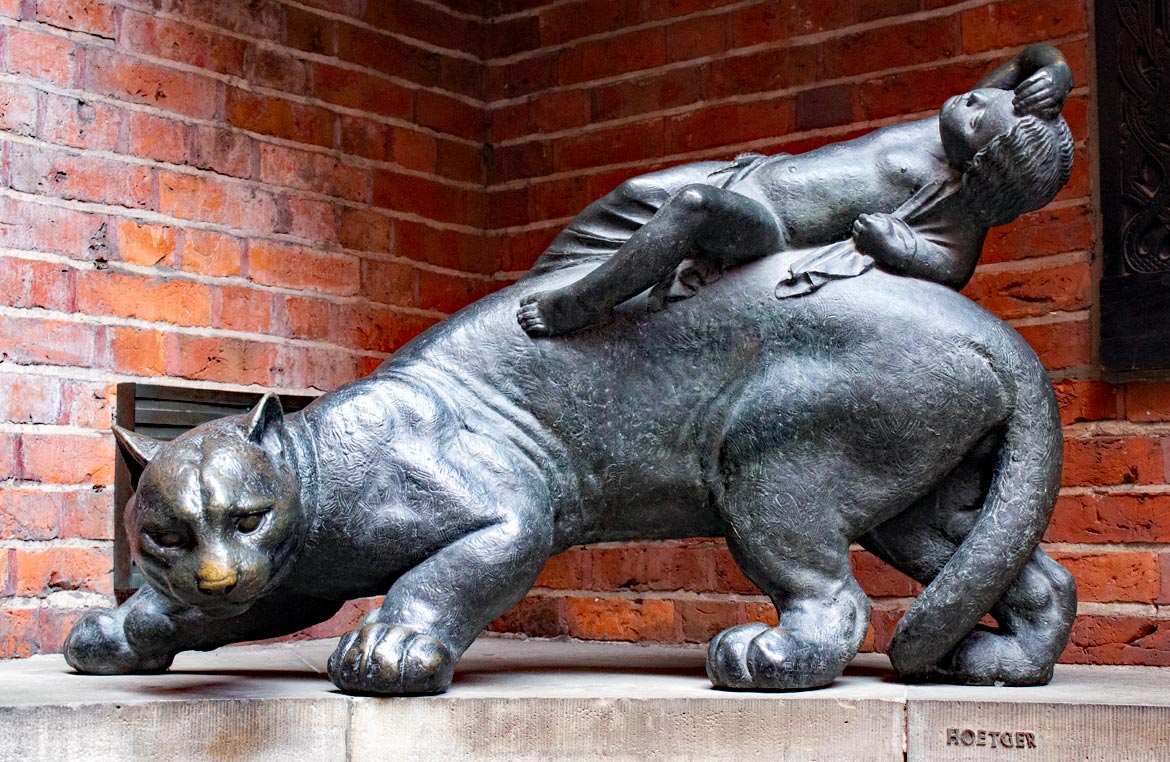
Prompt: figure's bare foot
<box><xmin>517</xmin><ymin>290</ymin><xmax>606</xmax><ymax>338</ymax></box>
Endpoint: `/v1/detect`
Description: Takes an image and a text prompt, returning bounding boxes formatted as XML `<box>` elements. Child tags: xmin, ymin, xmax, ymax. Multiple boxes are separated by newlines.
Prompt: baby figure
<box><xmin>517</xmin><ymin>44</ymin><xmax>1075</xmax><ymax>337</ymax></box>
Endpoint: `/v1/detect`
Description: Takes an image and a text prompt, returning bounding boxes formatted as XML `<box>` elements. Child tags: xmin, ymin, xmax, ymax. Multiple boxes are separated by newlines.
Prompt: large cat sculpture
<box><xmin>64</xmin><ymin>248</ymin><xmax>1075</xmax><ymax>696</ymax></box>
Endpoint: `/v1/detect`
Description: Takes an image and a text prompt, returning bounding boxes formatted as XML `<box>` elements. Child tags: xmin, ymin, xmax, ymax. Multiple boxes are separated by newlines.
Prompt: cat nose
<box><xmin>196</xmin><ymin>561</ymin><xmax>238</xmax><ymax>595</ymax></box>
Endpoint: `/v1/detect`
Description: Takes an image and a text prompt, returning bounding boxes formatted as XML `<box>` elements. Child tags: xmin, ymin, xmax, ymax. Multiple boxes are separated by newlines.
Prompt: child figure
<box><xmin>517</xmin><ymin>44</ymin><xmax>1075</xmax><ymax>338</ymax></box>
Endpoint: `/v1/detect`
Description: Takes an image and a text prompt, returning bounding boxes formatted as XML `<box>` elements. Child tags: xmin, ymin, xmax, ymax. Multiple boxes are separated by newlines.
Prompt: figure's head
<box><xmin>115</xmin><ymin>394</ymin><xmax>307</xmax><ymax>618</ymax></box>
<box><xmin>940</xmin><ymin>88</ymin><xmax>1074</xmax><ymax>227</ymax></box>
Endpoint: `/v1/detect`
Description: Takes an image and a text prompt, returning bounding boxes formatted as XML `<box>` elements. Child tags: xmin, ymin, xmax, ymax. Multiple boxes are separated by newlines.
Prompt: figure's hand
<box><xmin>1014</xmin><ymin>67</ymin><xmax>1070</xmax><ymax>120</ymax></box>
<box><xmin>64</xmin><ymin>608</ymin><xmax>174</xmax><ymax>674</ymax></box>
<box><xmin>328</xmin><ymin>622</ymin><xmax>454</xmax><ymax>695</ymax></box>
<box><xmin>852</xmin><ymin>213</ymin><xmax>916</xmax><ymax>262</ymax></box>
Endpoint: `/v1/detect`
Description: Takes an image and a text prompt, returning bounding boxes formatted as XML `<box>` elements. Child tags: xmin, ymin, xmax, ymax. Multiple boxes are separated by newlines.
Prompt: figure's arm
<box><xmin>976</xmin><ymin>43</ymin><xmax>1072</xmax><ymax>119</ymax></box>
<box><xmin>852</xmin><ymin>213</ymin><xmax>984</xmax><ymax>290</ymax></box>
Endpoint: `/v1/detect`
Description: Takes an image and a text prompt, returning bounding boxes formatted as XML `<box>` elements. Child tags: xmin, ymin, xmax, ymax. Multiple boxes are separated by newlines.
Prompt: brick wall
<box><xmin>479</xmin><ymin>0</ymin><xmax>1170</xmax><ymax>669</ymax></box>
<box><xmin>0</xmin><ymin>0</ymin><xmax>502</xmax><ymax>657</ymax></box>
<box><xmin>3</xmin><ymin>0</ymin><xmax>1167</xmax><ymax>669</ymax></box>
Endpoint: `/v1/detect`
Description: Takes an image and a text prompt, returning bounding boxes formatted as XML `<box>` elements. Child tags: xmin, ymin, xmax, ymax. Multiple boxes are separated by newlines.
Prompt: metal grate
<box><xmin>113</xmin><ymin>383</ymin><xmax>318</xmax><ymax>601</ymax></box>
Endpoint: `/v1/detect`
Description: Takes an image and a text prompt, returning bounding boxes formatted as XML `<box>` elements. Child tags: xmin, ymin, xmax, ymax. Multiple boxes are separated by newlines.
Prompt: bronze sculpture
<box><xmin>64</xmin><ymin>45</ymin><xmax>1077</xmax><ymax>696</ymax></box>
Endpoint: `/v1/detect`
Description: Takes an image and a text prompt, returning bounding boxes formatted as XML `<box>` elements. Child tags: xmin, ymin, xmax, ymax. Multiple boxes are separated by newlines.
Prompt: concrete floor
<box><xmin>1</xmin><ymin>636</ymin><xmax>1168</xmax><ymax>761</ymax></box>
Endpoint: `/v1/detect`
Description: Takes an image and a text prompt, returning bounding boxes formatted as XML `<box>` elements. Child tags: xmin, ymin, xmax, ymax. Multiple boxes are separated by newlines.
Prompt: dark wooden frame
<box><xmin>113</xmin><ymin>383</ymin><xmax>317</xmax><ymax>602</ymax></box>
<box><xmin>1096</xmin><ymin>0</ymin><xmax>1170</xmax><ymax>374</ymax></box>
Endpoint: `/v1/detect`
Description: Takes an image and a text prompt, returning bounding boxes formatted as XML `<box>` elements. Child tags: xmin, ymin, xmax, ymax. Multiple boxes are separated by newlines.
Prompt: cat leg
<box><xmin>706</xmin><ymin>475</ymin><xmax>870</xmax><ymax>690</ymax></box>
<box><xmin>328</xmin><ymin>504</ymin><xmax>553</xmax><ymax>696</ymax></box>
<box><xmin>65</xmin><ymin>584</ymin><xmax>343</xmax><ymax>674</ymax></box>
<box><xmin>862</xmin><ymin>522</ymin><xmax>1075</xmax><ymax>686</ymax></box>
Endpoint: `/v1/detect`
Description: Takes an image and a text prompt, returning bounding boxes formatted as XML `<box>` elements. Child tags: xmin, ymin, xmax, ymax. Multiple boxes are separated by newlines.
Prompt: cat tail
<box><xmin>886</xmin><ymin>338</ymin><xmax>1063</xmax><ymax>678</ymax></box>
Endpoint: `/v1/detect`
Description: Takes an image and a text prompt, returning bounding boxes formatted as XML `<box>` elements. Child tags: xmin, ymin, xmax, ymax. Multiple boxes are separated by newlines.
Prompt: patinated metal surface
<box><xmin>66</xmin><ymin>46</ymin><xmax>1077</xmax><ymax>697</ymax></box>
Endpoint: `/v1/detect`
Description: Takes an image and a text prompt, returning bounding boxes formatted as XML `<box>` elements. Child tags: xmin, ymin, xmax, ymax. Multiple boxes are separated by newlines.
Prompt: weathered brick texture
<box><xmin>3</xmin><ymin>0</ymin><xmax>1166</xmax><ymax>669</ymax></box>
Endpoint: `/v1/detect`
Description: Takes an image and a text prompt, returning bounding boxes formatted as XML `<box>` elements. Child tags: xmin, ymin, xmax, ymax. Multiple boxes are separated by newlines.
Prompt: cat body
<box><xmin>64</xmin><ymin>251</ymin><xmax>1075</xmax><ymax>695</ymax></box>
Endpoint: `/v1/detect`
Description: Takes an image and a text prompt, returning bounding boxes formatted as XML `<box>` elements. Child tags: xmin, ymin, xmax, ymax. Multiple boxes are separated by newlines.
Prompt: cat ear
<box><xmin>113</xmin><ymin>425</ymin><xmax>164</xmax><ymax>466</ymax></box>
<box><xmin>246</xmin><ymin>392</ymin><xmax>284</xmax><ymax>443</ymax></box>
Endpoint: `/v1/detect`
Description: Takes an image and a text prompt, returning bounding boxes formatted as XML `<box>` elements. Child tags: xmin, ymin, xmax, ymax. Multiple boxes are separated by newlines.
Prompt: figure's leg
<box><xmin>328</xmin><ymin>506</ymin><xmax>553</xmax><ymax>695</ymax></box>
<box><xmin>518</xmin><ymin>183</ymin><xmax>782</xmax><ymax>337</ymax></box>
<box><xmin>706</xmin><ymin>467</ymin><xmax>870</xmax><ymax>690</ymax></box>
<box><xmin>65</xmin><ymin>585</ymin><xmax>344</xmax><ymax>675</ymax></box>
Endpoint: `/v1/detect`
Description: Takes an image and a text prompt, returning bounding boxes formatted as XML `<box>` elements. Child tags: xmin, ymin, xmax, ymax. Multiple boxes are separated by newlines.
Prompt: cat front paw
<box><xmin>327</xmin><ymin>623</ymin><xmax>454</xmax><ymax>696</ymax></box>
<box><xmin>64</xmin><ymin>608</ymin><xmax>173</xmax><ymax>675</ymax></box>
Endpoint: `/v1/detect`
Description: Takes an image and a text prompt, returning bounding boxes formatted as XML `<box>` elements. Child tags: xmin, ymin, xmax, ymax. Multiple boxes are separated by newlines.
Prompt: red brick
<box><xmin>1062</xmin><ymin>436</ymin><xmax>1164</xmax><ymax>487</ymax></box>
<box><xmin>1126</xmin><ymin>383</ymin><xmax>1170</xmax><ymax>422</ymax></box>
<box><xmin>336</xmin><ymin>23</ymin><xmax>441</xmax><ymax>87</ymax></box>
<box><xmin>1063</xmin><ymin>616</ymin><xmax>1170</xmax><ymax>666</ymax></box>
<box><xmin>416</xmin><ymin>90</ymin><xmax>485</xmax><ymax>141</ymax></box>
<box><xmin>0</xmin><ymin>373</ymin><xmax>62</xmax><ymax>426</ymax></box>
<box><xmin>0</xmin><ymin>434</ymin><xmax>14</xmax><ymax>480</ymax></box>
<box><xmin>37</xmin><ymin>0</ymin><xmax>115</xmax><ymax>36</ymax></box>
<box><xmin>120</xmin><ymin>10</ymin><xmax>247</xmax><ymax>76</ymax></box>
<box><xmin>1049</xmin><ymin>552</ymin><xmax>1159</xmax><ymax>603</ymax></box>
<box><xmin>679</xmin><ymin>599</ymin><xmax>738</xmax><ymax>643</ymax></box>
<box><xmin>963</xmin><ymin>262</ymin><xmax>1091</xmax><ymax>320</ymax></box>
<box><xmin>439</xmin><ymin>55</ymin><xmax>484</xmax><ymax>100</ymax></box>
<box><xmin>39</xmin><ymin>94</ymin><xmax>121</xmax><ymax>152</ymax></box>
<box><xmin>217</xmin><ymin>285</ymin><xmax>274</xmax><ymax>333</ymax></box>
<box><xmin>64</xmin><ymin>381</ymin><xmax>114</xmax><ymax>429</ymax></box>
<box><xmin>86</xmin><ymin>49</ymin><xmax>218</xmax><ymax>119</ymax></box>
<box><xmin>0</xmin><ymin>81</ymin><xmax>38</xmax><ymax>137</ymax></box>
<box><xmin>1047</xmin><ymin>493</ymin><xmax>1170</xmax><ymax>544</ymax></box>
<box><xmin>373</xmin><ymin>170</ymin><xmax>480</xmax><ymax>226</ymax></box>
<box><xmin>962</xmin><ymin>0</ymin><xmax>1086</xmax><ymax>54</ymax></box>
<box><xmin>285</xmin><ymin>196</ymin><xmax>337</xmax><ymax>243</ymax></box>
<box><xmin>60</xmin><ymin>488</ymin><xmax>114</xmax><ymax>539</ymax></box>
<box><xmin>488</xmin><ymin>141</ymin><xmax>553</xmax><ymax>183</ymax></box>
<box><xmin>704</xmin><ymin>45</ymin><xmax>819</xmax><ymax>100</ymax></box>
<box><xmin>437</xmin><ymin>140</ymin><xmax>483</xmax><ymax>184</ymax></box>
<box><xmin>365</xmin><ymin>0</ymin><xmax>479</xmax><ymax>54</ymax></box>
<box><xmin>1015</xmin><ymin>318</ymin><xmax>1091</xmax><ymax>370</ymax></box>
<box><xmin>394</xmin><ymin>221</ymin><xmax>494</xmax><ymax>274</ymax></box>
<box><xmin>75</xmin><ymin>270</ymin><xmax>212</xmax><ymax>327</ymax></box>
<box><xmin>165</xmin><ymin>334</ymin><xmax>277</xmax><ymax>385</ymax></box>
<box><xmin>338</xmin><ymin>209</ymin><xmax>392</xmax><ymax>254</ymax></box>
<box><xmin>249</xmin><ymin>242</ymin><xmax>361</xmax><ymax>296</ymax></box>
<box><xmin>109</xmin><ymin>326</ymin><xmax>166</xmax><ymax>376</ymax></box>
<box><xmin>668</xmin><ymin>13</ymin><xmax>728</xmax><ymax>61</ymax></box>
<box><xmin>484</xmin><ymin>14</ymin><xmax>540</xmax><ymax>58</ymax></box>
<box><xmin>729</xmin><ymin>1</ymin><xmax>854</xmax><ymax>47</ymax></box>
<box><xmin>488</xmin><ymin>594</ymin><xmax>565</xmax><ymax>638</ymax></box>
<box><xmin>278</xmin><ymin>295</ymin><xmax>332</xmax><ymax>342</ymax></box>
<box><xmin>593</xmin><ymin>69</ymin><xmax>703</xmax><ymax>123</ymax></box>
<box><xmin>0</xmin><ymin>0</ymin><xmax>18</xmax><ymax>18</ymax></box>
<box><xmin>250</xmin><ymin>48</ymin><xmax>308</xmax><ymax>94</ymax></box>
<box><xmin>485</xmin><ymin>54</ymin><xmax>556</xmax><ymax>101</ymax></box>
<box><xmin>125</xmin><ymin>111</ymin><xmax>188</xmax><ymax>165</ymax></box>
<box><xmin>9</xmin><ymin>143</ymin><xmax>154</xmax><ymax>210</ymax></box>
<box><xmin>852</xmin><ymin>549</ymin><xmax>922</xmax><ymax>598</ymax></box>
<box><xmin>5</xmin><ymin>27</ymin><xmax>77</xmax><ymax>87</ymax></box>
<box><xmin>415</xmin><ymin>269</ymin><xmax>498</xmax><ymax>313</ymax></box>
<box><xmin>311</xmin><ymin>63</ymin><xmax>414</xmax><ymax>120</ymax></box>
<box><xmin>557</xmin><ymin>27</ymin><xmax>667</xmax><ymax>86</ymax></box>
<box><xmin>743</xmin><ymin>601</ymin><xmax>779</xmax><ymax>627</ymax></box>
<box><xmin>340</xmin><ymin>116</ymin><xmax>392</xmax><ymax>162</ymax></box>
<box><xmin>115</xmin><ymin>219</ymin><xmax>179</xmax><ymax>268</ymax></box>
<box><xmin>334</xmin><ymin>303</ymin><xmax>425</xmax><ymax>353</ymax></box>
<box><xmin>823</xmin><ymin>17</ymin><xmax>961</xmax><ymax>79</ymax></box>
<box><xmin>270</xmin><ymin>344</ymin><xmax>360</xmax><ymax>390</ymax></box>
<box><xmin>0</xmin><ymin>487</ymin><xmax>61</xmax><ymax>540</ymax></box>
<box><xmin>20</xmin><ymin>432</ymin><xmax>114</xmax><ymax>485</ymax></box>
<box><xmin>857</xmin><ymin>0</ymin><xmax>920</xmax><ymax>22</ymax></box>
<box><xmin>537</xmin><ymin>0</ymin><xmax>643</xmax><ymax>45</ymax></box>
<box><xmin>0</xmin><ymin>256</ymin><xmax>73</xmax><ymax>311</ymax></box>
<box><xmin>155</xmin><ymin>0</ymin><xmax>284</xmax><ymax>39</ymax></box>
<box><xmin>158</xmin><ymin>171</ymin><xmax>280</xmax><ymax>232</ymax></box>
<box><xmin>526</xmin><ymin>176</ymin><xmax>592</xmax><ymax>223</ymax></box>
<box><xmin>285</xmin><ymin>6</ymin><xmax>337</xmax><ymax>55</ymax></box>
<box><xmin>667</xmin><ymin>99</ymin><xmax>792</xmax><ymax>154</ymax></box>
<box><xmin>362</xmin><ymin>259</ymin><xmax>416</xmax><ymax>306</ymax></box>
<box><xmin>0</xmin><ymin>316</ymin><xmax>97</xmax><ymax>367</ymax></box>
<box><xmin>983</xmin><ymin>204</ymin><xmax>1094</xmax><ymax>264</ymax></box>
<box><xmin>13</xmin><ymin>545</ymin><xmax>112</xmax><ymax>596</ymax></box>
<box><xmin>534</xmin><ymin>548</ymin><xmax>588</xmax><ymax>589</ymax></box>
<box><xmin>589</xmin><ymin>545</ymin><xmax>711</xmax><ymax>592</ymax></box>
<box><xmin>563</xmin><ymin>596</ymin><xmax>675</xmax><ymax>641</ymax></box>
<box><xmin>711</xmin><ymin>545</ymin><xmax>761</xmax><ymax>594</ymax></box>
<box><xmin>1053</xmin><ymin>379</ymin><xmax>1119</xmax><ymax>425</ymax></box>
<box><xmin>181</xmin><ymin>229</ymin><xmax>243</xmax><ymax>277</ymax></box>
<box><xmin>856</xmin><ymin>59</ymin><xmax>988</xmax><ymax>121</ymax></box>
<box><xmin>226</xmin><ymin>89</ymin><xmax>334</xmax><ymax>148</ymax></box>
<box><xmin>190</xmin><ymin>127</ymin><xmax>253</xmax><ymax>179</ymax></box>
<box><xmin>259</xmin><ymin>143</ymin><xmax>368</xmax><ymax>202</ymax></box>
<box><xmin>556</xmin><ymin>119</ymin><xmax>665</xmax><ymax>172</ymax></box>
<box><xmin>0</xmin><ymin>609</ymin><xmax>39</xmax><ymax>658</ymax></box>
<box><xmin>38</xmin><ymin>607</ymin><xmax>89</xmax><ymax>654</ymax></box>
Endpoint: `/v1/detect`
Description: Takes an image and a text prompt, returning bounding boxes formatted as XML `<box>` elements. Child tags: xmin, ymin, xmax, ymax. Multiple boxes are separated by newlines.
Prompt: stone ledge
<box><xmin>1</xmin><ymin>637</ymin><xmax>1168</xmax><ymax>762</ymax></box>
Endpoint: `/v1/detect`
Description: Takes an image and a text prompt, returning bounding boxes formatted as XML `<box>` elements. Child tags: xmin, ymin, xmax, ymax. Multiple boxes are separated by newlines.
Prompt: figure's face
<box><xmin>940</xmin><ymin>88</ymin><xmax>1021</xmax><ymax>168</ymax></box>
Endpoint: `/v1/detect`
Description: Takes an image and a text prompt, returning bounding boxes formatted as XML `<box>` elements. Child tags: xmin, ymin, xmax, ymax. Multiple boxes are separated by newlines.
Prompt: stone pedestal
<box><xmin>1</xmin><ymin>637</ymin><xmax>1166</xmax><ymax>761</ymax></box>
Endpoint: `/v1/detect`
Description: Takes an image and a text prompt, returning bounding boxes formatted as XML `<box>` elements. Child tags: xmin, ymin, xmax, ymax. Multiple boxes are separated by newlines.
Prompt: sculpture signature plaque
<box><xmin>65</xmin><ymin>46</ymin><xmax>1077</xmax><ymax>696</ymax></box>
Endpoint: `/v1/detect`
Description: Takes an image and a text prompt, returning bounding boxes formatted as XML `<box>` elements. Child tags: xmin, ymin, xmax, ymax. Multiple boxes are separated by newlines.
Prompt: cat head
<box><xmin>115</xmin><ymin>393</ymin><xmax>307</xmax><ymax>618</ymax></box>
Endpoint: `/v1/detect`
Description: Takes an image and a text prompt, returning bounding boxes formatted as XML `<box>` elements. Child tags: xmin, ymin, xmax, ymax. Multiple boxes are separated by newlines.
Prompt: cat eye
<box><xmin>236</xmin><ymin>513</ymin><xmax>266</xmax><ymax>534</ymax></box>
<box><xmin>148</xmin><ymin>530</ymin><xmax>185</xmax><ymax>548</ymax></box>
